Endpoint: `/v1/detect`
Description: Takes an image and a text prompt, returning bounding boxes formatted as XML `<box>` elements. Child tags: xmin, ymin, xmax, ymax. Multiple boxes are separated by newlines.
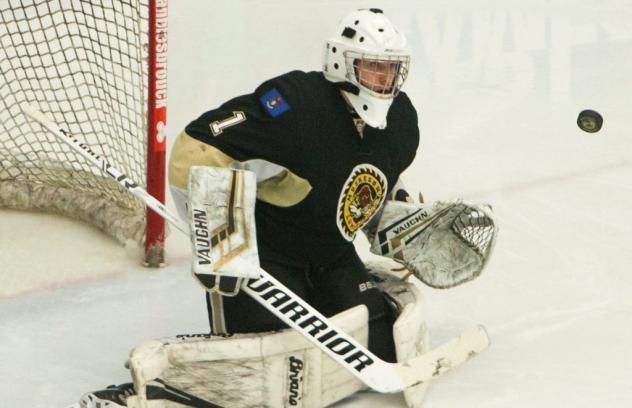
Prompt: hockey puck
<box><xmin>577</xmin><ymin>109</ymin><xmax>603</xmax><ymax>133</ymax></box>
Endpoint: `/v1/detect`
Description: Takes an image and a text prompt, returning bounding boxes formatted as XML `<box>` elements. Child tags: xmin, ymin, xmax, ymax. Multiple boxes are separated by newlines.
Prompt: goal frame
<box><xmin>0</xmin><ymin>1</ymin><xmax>169</xmax><ymax>266</ymax></box>
<box><xmin>145</xmin><ymin>0</ymin><xmax>168</xmax><ymax>267</ymax></box>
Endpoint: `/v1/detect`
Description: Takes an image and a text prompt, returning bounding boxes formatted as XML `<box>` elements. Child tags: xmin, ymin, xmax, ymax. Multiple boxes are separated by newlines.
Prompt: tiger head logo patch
<box><xmin>336</xmin><ymin>164</ymin><xmax>388</xmax><ymax>241</ymax></box>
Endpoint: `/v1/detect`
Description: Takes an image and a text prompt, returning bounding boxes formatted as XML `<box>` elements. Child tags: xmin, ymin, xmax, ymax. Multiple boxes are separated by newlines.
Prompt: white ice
<box><xmin>1</xmin><ymin>1</ymin><xmax>632</xmax><ymax>407</ymax></box>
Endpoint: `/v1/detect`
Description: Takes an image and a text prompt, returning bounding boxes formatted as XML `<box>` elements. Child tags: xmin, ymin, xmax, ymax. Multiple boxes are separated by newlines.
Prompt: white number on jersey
<box><xmin>210</xmin><ymin>111</ymin><xmax>246</xmax><ymax>136</ymax></box>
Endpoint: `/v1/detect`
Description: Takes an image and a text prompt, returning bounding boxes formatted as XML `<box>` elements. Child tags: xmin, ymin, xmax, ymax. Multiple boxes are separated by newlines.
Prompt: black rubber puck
<box><xmin>577</xmin><ymin>109</ymin><xmax>603</xmax><ymax>133</ymax></box>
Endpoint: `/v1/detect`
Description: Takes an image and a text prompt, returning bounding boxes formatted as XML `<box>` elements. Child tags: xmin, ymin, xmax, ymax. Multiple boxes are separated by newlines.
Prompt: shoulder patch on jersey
<box><xmin>259</xmin><ymin>88</ymin><xmax>290</xmax><ymax>118</ymax></box>
<box><xmin>336</xmin><ymin>164</ymin><xmax>388</xmax><ymax>241</ymax></box>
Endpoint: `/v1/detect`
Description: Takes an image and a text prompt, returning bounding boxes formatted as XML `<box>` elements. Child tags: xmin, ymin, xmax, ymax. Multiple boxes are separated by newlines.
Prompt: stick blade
<box><xmin>400</xmin><ymin>325</ymin><xmax>490</xmax><ymax>387</ymax></box>
<box><xmin>21</xmin><ymin>104</ymin><xmax>54</xmax><ymax>131</ymax></box>
<box><xmin>21</xmin><ymin>103</ymin><xmax>40</xmax><ymax>119</ymax></box>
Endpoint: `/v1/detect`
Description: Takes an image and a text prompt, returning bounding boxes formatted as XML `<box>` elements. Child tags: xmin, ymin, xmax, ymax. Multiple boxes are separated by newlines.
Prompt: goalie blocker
<box><xmin>187</xmin><ymin>166</ymin><xmax>260</xmax><ymax>297</ymax></box>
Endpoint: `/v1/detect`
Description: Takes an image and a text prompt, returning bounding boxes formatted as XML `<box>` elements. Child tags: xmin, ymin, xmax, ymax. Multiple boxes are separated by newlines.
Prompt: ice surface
<box><xmin>1</xmin><ymin>1</ymin><xmax>632</xmax><ymax>407</ymax></box>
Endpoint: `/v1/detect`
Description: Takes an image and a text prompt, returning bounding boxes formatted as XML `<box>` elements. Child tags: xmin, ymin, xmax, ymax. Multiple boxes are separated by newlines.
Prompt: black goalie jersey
<box><xmin>170</xmin><ymin>70</ymin><xmax>419</xmax><ymax>266</ymax></box>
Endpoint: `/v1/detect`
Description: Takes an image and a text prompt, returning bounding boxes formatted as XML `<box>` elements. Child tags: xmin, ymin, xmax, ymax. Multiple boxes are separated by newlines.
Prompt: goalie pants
<box><xmin>205</xmin><ymin>248</ymin><xmax>398</xmax><ymax>363</ymax></box>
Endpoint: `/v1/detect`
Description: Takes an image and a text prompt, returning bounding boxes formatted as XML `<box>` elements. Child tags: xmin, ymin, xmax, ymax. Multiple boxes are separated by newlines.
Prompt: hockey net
<box><xmin>0</xmin><ymin>0</ymin><xmax>167</xmax><ymax>265</ymax></box>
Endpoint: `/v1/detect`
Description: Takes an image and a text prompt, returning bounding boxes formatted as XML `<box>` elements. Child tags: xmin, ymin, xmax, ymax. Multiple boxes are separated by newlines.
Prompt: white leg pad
<box><xmin>367</xmin><ymin>259</ymin><xmax>430</xmax><ymax>408</ymax></box>
<box><xmin>126</xmin><ymin>305</ymin><xmax>369</xmax><ymax>408</ymax></box>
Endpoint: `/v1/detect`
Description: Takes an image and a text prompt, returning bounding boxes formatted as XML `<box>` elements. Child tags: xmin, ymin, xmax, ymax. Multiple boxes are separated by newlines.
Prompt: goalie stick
<box><xmin>23</xmin><ymin>104</ymin><xmax>490</xmax><ymax>394</ymax></box>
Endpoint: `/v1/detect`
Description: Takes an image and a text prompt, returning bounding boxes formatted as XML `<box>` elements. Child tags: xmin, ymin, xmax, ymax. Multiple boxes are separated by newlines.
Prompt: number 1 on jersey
<box><xmin>210</xmin><ymin>111</ymin><xmax>246</xmax><ymax>136</ymax></box>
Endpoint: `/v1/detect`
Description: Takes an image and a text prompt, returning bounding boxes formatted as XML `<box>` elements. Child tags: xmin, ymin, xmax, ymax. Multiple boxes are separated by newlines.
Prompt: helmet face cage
<box><xmin>345</xmin><ymin>51</ymin><xmax>410</xmax><ymax>98</ymax></box>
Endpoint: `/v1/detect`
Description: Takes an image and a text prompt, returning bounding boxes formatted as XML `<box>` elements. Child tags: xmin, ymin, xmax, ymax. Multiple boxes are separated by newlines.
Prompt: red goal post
<box><xmin>146</xmin><ymin>0</ymin><xmax>168</xmax><ymax>266</ymax></box>
<box><xmin>0</xmin><ymin>1</ymin><xmax>169</xmax><ymax>266</ymax></box>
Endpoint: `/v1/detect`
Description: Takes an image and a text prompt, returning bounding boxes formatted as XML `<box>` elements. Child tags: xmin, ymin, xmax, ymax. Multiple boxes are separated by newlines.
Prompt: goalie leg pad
<box><xmin>125</xmin><ymin>305</ymin><xmax>370</xmax><ymax>408</ymax></box>
<box><xmin>367</xmin><ymin>259</ymin><xmax>429</xmax><ymax>408</ymax></box>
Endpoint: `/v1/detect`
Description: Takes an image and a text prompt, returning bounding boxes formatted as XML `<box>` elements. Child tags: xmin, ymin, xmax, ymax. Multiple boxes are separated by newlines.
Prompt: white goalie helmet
<box><xmin>323</xmin><ymin>8</ymin><xmax>410</xmax><ymax>129</ymax></box>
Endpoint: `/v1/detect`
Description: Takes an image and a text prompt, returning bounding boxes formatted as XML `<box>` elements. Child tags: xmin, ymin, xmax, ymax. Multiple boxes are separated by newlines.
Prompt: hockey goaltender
<box><xmin>68</xmin><ymin>8</ymin><xmax>497</xmax><ymax>408</ymax></box>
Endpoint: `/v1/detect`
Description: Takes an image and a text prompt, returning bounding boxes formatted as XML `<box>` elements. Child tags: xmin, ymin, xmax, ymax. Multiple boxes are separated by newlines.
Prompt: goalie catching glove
<box><xmin>370</xmin><ymin>200</ymin><xmax>498</xmax><ymax>289</ymax></box>
<box><xmin>188</xmin><ymin>166</ymin><xmax>261</xmax><ymax>296</ymax></box>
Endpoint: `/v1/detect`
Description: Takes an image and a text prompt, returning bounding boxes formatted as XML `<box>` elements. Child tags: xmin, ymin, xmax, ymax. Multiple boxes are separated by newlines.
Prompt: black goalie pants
<box><xmin>205</xmin><ymin>249</ymin><xmax>398</xmax><ymax>363</ymax></box>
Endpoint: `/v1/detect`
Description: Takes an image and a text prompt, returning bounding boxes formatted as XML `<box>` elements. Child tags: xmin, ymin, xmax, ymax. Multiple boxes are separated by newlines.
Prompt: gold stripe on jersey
<box><xmin>168</xmin><ymin>131</ymin><xmax>235</xmax><ymax>190</ymax></box>
<box><xmin>208</xmin><ymin>292</ymin><xmax>227</xmax><ymax>334</ymax></box>
<box><xmin>257</xmin><ymin>170</ymin><xmax>312</xmax><ymax>207</ymax></box>
<box><xmin>169</xmin><ymin>131</ymin><xmax>312</xmax><ymax>207</ymax></box>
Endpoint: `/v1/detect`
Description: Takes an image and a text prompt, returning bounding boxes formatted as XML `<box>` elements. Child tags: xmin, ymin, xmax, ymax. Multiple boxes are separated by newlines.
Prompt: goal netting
<box><xmin>0</xmin><ymin>0</ymin><xmax>167</xmax><ymax>265</ymax></box>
